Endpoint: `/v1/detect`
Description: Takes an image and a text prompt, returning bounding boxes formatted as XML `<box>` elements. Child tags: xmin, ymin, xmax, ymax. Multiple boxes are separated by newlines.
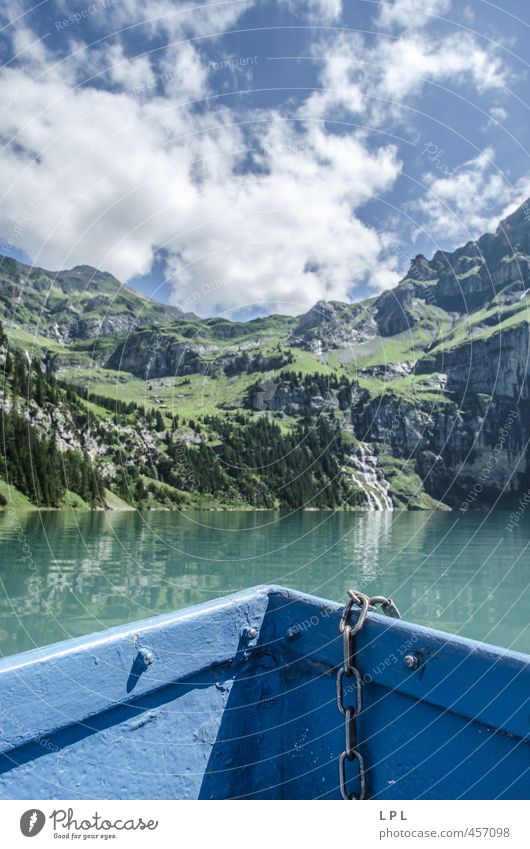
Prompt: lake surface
<box><xmin>0</xmin><ymin>509</ymin><xmax>528</xmax><ymax>658</ymax></box>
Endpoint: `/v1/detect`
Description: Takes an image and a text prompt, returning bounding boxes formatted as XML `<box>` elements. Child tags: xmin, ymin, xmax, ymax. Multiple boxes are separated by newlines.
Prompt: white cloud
<box><xmin>0</xmin><ymin>52</ymin><xmax>402</xmax><ymax>316</ymax></box>
<box><xmin>10</xmin><ymin>23</ymin><xmax>50</xmax><ymax>70</ymax></box>
<box><xmin>377</xmin><ymin>0</ymin><xmax>452</xmax><ymax>31</ymax></box>
<box><xmin>104</xmin><ymin>43</ymin><xmax>157</xmax><ymax>92</ymax></box>
<box><xmin>302</xmin><ymin>0</ymin><xmax>509</xmax><ymax>132</ymax></box>
<box><xmin>60</xmin><ymin>0</ymin><xmax>256</xmax><ymax>40</ymax></box>
<box><xmin>302</xmin><ymin>33</ymin><xmax>365</xmax><ymax>121</ymax></box>
<box><xmin>306</xmin><ymin>27</ymin><xmax>510</xmax><ymax>128</ymax></box>
<box><xmin>379</xmin><ymin>32</ymin><xmax>509</xmax><ymax>101</ymax></box>
<box><xmin>165</xmin><ymin>124</ymin><xmax>402</xmax><ymax>314</ymax></box>
<box><xmin>489</xmin><ymin>105</ymin><xmax>508</xmax><ymax>123</ymax></box>
<box><xmin>157</xmin><ymin>42</ymin><xmax>211</xmax><ymax>100</ymax></box>
<box><xmin>413</xmin><ymin>147</ymin><xmax>530</xmax><ymax>243</ymax></box>
<box><xmin>278</xmin><ymin>0</ymin><xmax>343</xmax><ymax>24</ymax></box>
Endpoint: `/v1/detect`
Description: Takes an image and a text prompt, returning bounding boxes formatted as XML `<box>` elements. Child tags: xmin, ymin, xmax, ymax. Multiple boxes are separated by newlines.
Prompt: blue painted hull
<box><xmin>0</xmin><ymin>585</ymin><xmax>528</xmax><ymax>799</ymax></box>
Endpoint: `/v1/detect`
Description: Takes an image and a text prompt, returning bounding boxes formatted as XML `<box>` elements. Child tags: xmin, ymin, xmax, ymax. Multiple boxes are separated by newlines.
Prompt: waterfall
<box><xmin>349</xmin><ymin>442</ymin><xmax>393</xmax><ymax>511</ymax></box>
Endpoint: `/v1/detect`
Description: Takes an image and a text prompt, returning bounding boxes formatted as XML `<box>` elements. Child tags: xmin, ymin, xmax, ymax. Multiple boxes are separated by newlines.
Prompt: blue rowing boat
<box><xmin>0</xmin><ymin>585</ymin><xmax>528</xmax><ymax>800</ymax></box>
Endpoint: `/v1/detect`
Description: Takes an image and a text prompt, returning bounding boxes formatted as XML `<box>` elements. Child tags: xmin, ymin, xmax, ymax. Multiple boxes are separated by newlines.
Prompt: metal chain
<box><xmin>337</xmin><ymin>589</ymin><xmax>400</xmax><ymax>800</ymax></box>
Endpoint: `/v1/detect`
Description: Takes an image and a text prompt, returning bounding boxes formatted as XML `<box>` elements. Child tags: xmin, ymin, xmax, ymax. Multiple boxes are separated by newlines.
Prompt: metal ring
<box><xmin>336</xmin><ymin>667</ymin><xmax>362</xmax><ymax>717</ymax></box>
<box><xmin>367</xmin><ymin>595</ymin><xmax>401</xmax><ymax>619</ymax></box>
<box><xmin>339</xmin><ymin>750</ymin><xmax>366</xmax><ymax>800</ymax></box>
<box><xmin>381</xmin><ymin>598</ymin><xmax>401</xmax><ymax>619</ymax></box>
<box><xmin>368</xmin><ymin>595</ymin><xmax>388</xmax><ymax>607</ymax></box>
<box><xmin>339</xmin><ymin>590</ymin><xmax>369</xmax><ymax>633</ymax></box>
<box><xmin>348</xmin><ymin>593</ymin><xmax>370</xmax><ymax>637</ymax></box>
<box><xmin>339</xmin><ymin>596</ymin><xmax>356</xmax><ymax>633</ymax></box>
<box><xmin>344</xmin><ymin>707</ymin><xmax>357</xmax><ymax>753</ymax></box>
<box><xmin>342</xmin><ymin>624</ymin><xmax>354</xmax><ymax>673</ymax></box>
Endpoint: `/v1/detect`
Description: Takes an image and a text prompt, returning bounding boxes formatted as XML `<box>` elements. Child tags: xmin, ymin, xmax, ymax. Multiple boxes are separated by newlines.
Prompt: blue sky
<box><xmin>1</xmin><ymin>0</ymin><xmax>530</xmax><ymax>318</ymax></box>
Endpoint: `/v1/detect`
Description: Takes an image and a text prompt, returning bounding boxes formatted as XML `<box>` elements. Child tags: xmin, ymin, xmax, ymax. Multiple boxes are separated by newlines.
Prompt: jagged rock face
<box><xmin>359</xmin><ymin>361</ymin><xmax>415</xmax><ymax>381</ymax></box>
<box><xmin>221</xmin><ymin>350</ymin><xmax>293</xmax><ymax>376</ymax></box>
<box><xmin>106</xmin><ymin>333</ymin><xmax>217</xmax><ymax>378</ymax></box>
<box><xmin>356</xmin><ymin>219</ymin><xmax>530</xmax><ymax>503</ymax></box>
<box><xmin>427</xmin><ymin>250</ymin><xmax>530</xmax><ymax>313</ymax></box>
<box><xmin>495</xmin><ymin>201</ymin><xmax>530</xmax><ymax>253</ymax></box>
<box><xmin>374</xmin><ymin>283</ymin><xmax>419</xmax><ymax>336</ymax></box>
<box><xmin>357</xmin><ymin>395</ymin><xmax>438</xmax><ymax>454</ymax></box>
<box><xmin>105</xmin><ymin>331</ymin><xmax>292</xmax><ymax>379</ymax></box>
<box><xmin>248</xmin><ymin>378</ymin><xmax>338</xmax><ymax>414</ymax></box>
<box><xmin>290</xmin><ymin>300</ymin><xmax>376</xmax><ymax>350</ymax></box>
<box><xmin>68</xmin><ymin>314</ymin><xmax>145</xmax><ymax>341</ymax></box>
<box><xmin>433</xmin><ymin>324</ymin><xmax>530</xmax><ymax>399</ymax></box>
<box><xmin>373</xmin><ymin>202</ymin><xmax>530</xmax><ymax>326</ymax></box>
<box><xmin>356</xmin><ymin>392</ymin><xmax>528</xmax><ymax>507</ymax></box>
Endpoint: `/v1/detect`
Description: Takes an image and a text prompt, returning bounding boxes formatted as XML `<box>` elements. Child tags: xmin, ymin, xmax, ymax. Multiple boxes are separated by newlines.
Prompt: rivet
<box><xmin>403</xmin><ymin>654</ymin><xmax>419</xmax><ymax>670</ymax></box>
<box><xmin>139</xmin><ymin>648</ymin><xmax>154</xmax><ymax>666</ymax></box>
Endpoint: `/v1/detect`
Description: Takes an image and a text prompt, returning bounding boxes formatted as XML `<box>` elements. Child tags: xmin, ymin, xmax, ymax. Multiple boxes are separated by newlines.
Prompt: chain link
<box><xmin>337</xmin><ymin>590</ymin><xmax>400</xmax><ymax>800</ymax></box>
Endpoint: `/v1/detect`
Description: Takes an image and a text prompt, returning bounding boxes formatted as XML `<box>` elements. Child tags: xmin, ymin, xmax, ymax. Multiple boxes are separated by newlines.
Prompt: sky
<box><xmin>1</xmin><ymin>0</ymin><xmax>530</xmax><ymax>319</ymax></box>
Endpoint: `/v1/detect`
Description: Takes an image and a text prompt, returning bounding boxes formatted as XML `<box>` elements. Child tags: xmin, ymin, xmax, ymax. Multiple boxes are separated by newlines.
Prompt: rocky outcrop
<box><xmin>105</xmin><ymin>331</ymin><xmax>293</xmax><ymax>379</ymax></box>
<box><xmin>218</xmin><ymin>349</ymin><xmax>293</xmax><ymax>377</ymax></box>
<box><xmin>359</xmin><ymin>361</ymin><xmax>415</xmax><ymax>381</ymax></box>
<box><xmin>247</xmin><ymin>377</ymin><xmax>338</xmax><ymax>415</ymax></box>
<box><xmin>431</xmin><ymin>323</ymin><xmax>530</xmax><ymax>399</ymax></box>
<box><xmin>373</xmin><ymin>203</ymin><xmax>530</xmax><ymax>326</ymax></box>
<box><xmin>355</xmin><ymin>390</ymin><xmax>528</xmax><ymax>507</ymax></box>
<box><xmin>105</xmin><ymin>332</ymin><xmax>216</xmax><ymax>378</ymax></box>
<box><xmin>290</xmin><ymin>300</ymin><xmax>377</xmax><ymax>350</ymax></box>
<box><xmin>374</xmin><ymin>282</ymin><xmax>426</xmax><ymax>336</ymax></box>
<box><xmin>494</xmin><ymin>201</ymin><xmax>530</xmax><ymax>254</ymax></box>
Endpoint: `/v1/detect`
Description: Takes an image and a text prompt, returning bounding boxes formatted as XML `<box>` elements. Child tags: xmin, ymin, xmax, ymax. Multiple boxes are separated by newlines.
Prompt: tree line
<box><xmin>1</xmin><ymin>325</ymin><xmax>103</xmax><ymax>507</ymax></box>
<box><xmin>160</xmin><ymin>414</ymin><xmax>363</xmax><ymax>509</ymax></box>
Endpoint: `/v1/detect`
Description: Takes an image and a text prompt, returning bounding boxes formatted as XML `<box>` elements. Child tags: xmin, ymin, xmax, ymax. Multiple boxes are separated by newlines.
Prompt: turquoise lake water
<box><xmin>0</xmin><ymin>509</ymin><xmax>528</xmax><ymax>658</ymax></box>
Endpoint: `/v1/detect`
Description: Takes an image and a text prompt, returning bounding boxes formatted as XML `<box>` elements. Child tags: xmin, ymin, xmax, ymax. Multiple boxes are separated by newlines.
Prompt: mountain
<box><xmin>0</xmin><ymin>255</ymin><xmax>190</xmax><ymax>343</ymax></box>
<box><xmin>2</xmin><ymin>199</ymin><xmax>530</xmax><ymax>511</ymax></box>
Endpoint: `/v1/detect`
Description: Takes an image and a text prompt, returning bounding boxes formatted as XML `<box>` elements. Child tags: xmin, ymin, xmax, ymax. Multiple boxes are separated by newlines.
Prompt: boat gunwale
<box><xmin>0</xmin><ymin>585</ymin><xmax>528</xmax><ymax>758</ymax></box>
<box><xmin>1</xmin><ymin>583</ymin><xmax>529</xmax><ymax>671</ymax></box>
